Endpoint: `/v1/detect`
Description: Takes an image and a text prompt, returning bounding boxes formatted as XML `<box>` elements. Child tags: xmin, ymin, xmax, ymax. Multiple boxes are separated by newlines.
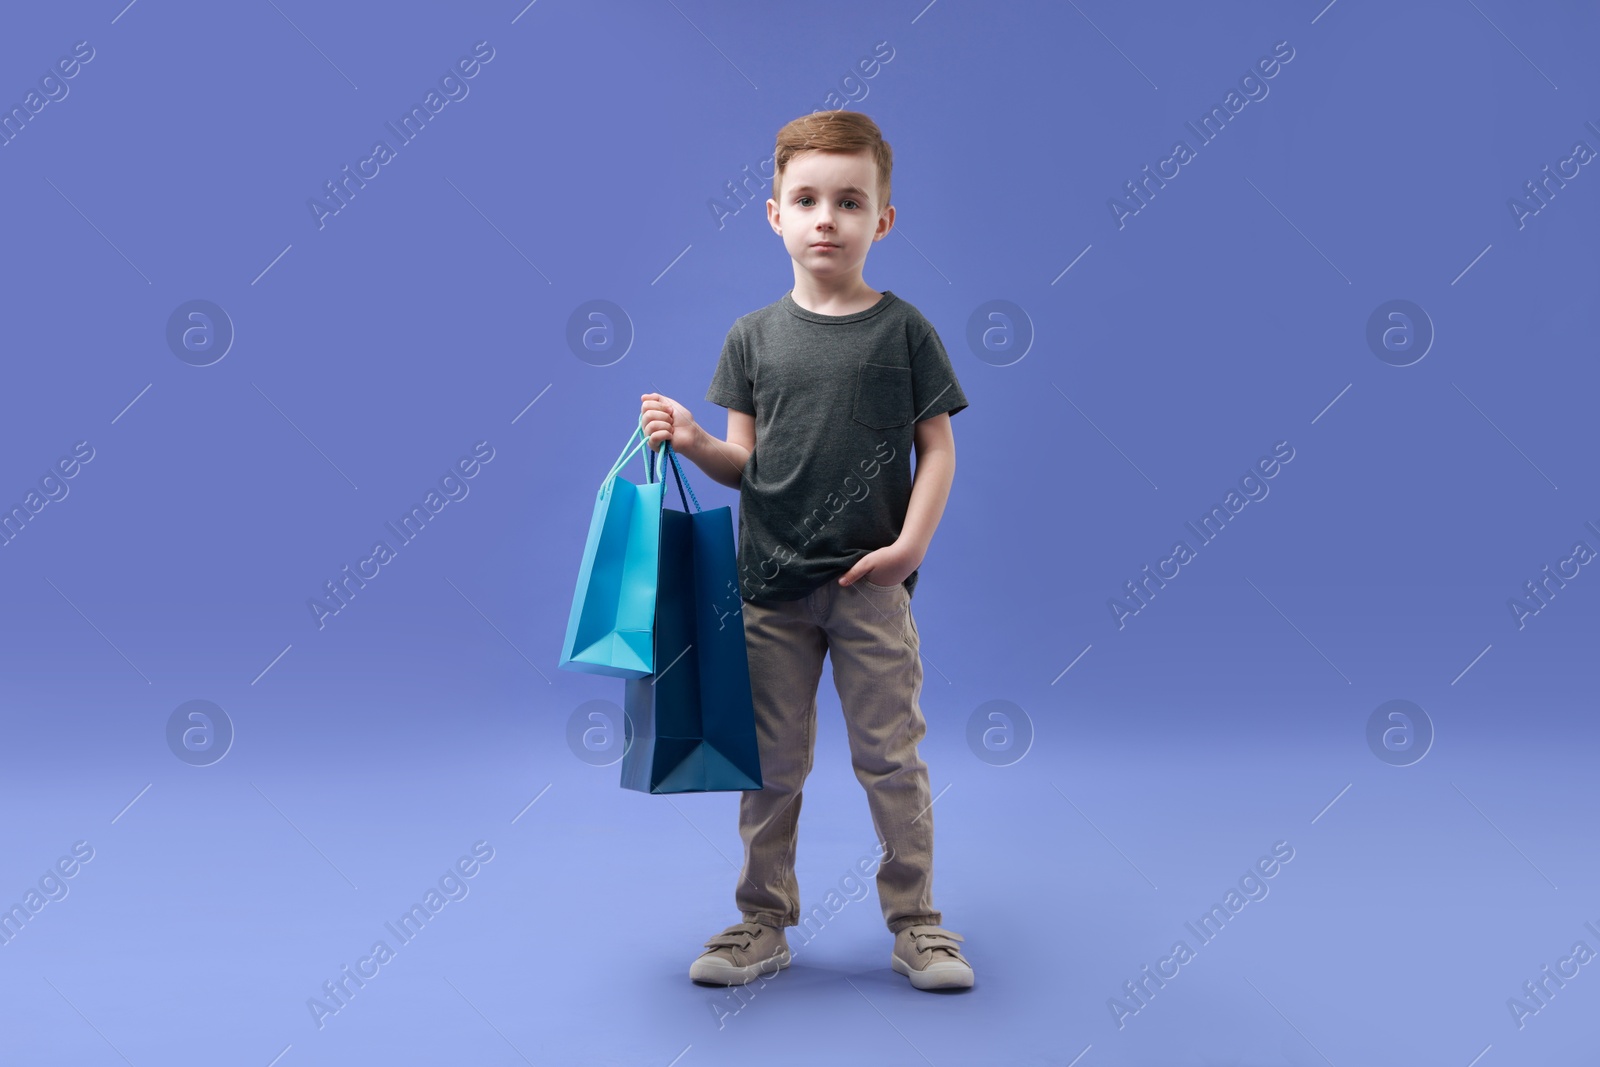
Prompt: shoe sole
<box><xmin>689</xmin><ymin>946</ymin><xmax>791</xmax><ymax>986</ymax></box>
<box><xmin>891</xmin><ymin>952</ymin><xmax>974</xmax><ymax>990</ymax></box>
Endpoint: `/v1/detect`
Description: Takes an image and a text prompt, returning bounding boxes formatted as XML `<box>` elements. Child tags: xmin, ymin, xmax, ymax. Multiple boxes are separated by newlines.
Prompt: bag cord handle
<box><xmin>667</xmin><ymin>445</ymin><xmax>701</xmax><ymax>512</ymax></box>
<box><xmin>648</xmin><ymin>440</ymin><xmax>701</xmax><ymax>513</ymax></box>
<box><xmin>605</xmin><ymin>421</ymin><xmax>651</xmax><ymax>486</ymax></box>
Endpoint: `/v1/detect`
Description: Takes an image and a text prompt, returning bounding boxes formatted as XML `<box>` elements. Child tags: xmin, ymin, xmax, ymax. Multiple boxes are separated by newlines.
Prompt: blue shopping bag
<box><xmin>621</xmin><ymin>443</ymin><xmax>763</xmax><ymax>794</ymax></box>
<box><xmin>558</xmin><ymin>422</ymin><xmax>664</xmax><ymax>678</ymax></box>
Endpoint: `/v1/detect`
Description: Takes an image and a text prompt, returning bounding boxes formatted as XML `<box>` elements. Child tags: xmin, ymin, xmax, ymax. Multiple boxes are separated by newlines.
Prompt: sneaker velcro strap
<box><xmin>907</xmin><ymin>924</ymin><xmax>964</xmax><ymax>945</ymax></box>
<box><xmin>914</xmin><ymin>935</ymin><xmax>963</xmax><ymax>953</ymax></box>
<box><xmin>907</xmin><ymin>926</ymin><xmax>967</xmax><ymax>960</ymax></box>
<box><xmin>704</xmin><ymin>922</ymin><xmax>767</xmax><ymax>949</ymax></box>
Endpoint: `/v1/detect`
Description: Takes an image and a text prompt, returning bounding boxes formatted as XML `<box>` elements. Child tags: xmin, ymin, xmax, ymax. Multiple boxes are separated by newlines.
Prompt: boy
<box><xmin>638</xmin><ymin>110</ymin><xmax>971</xmax><ymax>992</ymax></box>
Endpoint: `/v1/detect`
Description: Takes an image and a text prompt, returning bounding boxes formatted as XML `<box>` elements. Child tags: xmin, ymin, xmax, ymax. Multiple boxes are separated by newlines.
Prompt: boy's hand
<box><xmin>838</xmin><ymin>541</ymin><xmax>924</xmax><ymax>588</ymax></box>
<box><xmin>640</xmin><ymin>393</ymin><xmax>701</xmax><ymax>456</ymax></box>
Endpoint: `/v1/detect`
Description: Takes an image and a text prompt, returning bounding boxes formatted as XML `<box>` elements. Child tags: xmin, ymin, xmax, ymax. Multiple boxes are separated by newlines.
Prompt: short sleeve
<box><xmin>705</xmin><ymin>325</ymin><xmax>756</xmax><ymax>416</ymax></box>
<box><xmin>910</xmin><ymin>325</ymin><xmax>969</xmax><ymax>421</ymax></box>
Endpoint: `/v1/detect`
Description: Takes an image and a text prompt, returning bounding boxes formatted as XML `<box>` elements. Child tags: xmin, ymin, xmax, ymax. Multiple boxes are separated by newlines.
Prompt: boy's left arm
<box><xmin>837</xmin><ymin>413</ymin><xmax>955</xmax><ymax>588</ymax></box>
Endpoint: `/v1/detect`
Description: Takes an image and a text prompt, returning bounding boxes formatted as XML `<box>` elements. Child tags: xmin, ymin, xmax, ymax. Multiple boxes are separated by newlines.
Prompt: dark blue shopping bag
<box><xmin>620</xmin><ymin>444</ymin><xmax>763</xmax><ymax>794</ymax></box>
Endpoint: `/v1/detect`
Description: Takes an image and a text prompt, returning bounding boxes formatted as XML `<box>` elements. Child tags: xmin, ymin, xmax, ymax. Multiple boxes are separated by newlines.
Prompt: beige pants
<box><xmin>733</xmin><ymin>577</ymin><xmax>943</xmax><ymax>936</ymax></box>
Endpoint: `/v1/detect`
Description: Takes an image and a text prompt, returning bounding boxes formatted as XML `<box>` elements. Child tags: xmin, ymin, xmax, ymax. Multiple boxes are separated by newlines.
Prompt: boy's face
<box><xmin>767</xmin><ymin>149</ymin><xmax>894</xmax><ymax>282</ymax></box>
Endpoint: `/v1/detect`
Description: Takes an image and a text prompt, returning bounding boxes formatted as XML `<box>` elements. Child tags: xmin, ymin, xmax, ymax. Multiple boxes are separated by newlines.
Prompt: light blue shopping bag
<box><xmin>559</xmin><ymin>421</ymin><xmax>664</xmax><ymax>678</ymax></box>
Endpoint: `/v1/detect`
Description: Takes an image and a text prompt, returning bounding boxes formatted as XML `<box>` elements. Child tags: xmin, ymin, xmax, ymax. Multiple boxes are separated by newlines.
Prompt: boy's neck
<box><xmin>789</xmin><ymin>277</ymin><xmax>883</xmax><ymax>317</ymax></box>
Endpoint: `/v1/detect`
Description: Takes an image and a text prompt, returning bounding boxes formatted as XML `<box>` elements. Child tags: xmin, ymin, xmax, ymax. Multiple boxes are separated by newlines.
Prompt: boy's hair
<box><xmin>771</xmin><ymin>110</ymin><xmax>893</xmax><ymax>214</ymax></box>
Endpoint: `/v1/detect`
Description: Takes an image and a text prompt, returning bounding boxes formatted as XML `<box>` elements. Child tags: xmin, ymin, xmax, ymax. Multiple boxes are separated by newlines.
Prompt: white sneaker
<box><xmin>891</xmin><ymin>924</ymin><xmax>973</xmax><ymax>991</ymax></box>
<box><xmin>689</xmin><ymin>921</ymin><xmax>791</xmax><ymax>985</ymax></box>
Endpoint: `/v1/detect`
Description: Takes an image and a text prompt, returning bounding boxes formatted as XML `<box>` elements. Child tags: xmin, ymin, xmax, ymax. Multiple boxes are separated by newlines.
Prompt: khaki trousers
<box><xmin>733</xmin><ymin>577</ymin><xmax>942</xmax><ymax>936</ymax></box>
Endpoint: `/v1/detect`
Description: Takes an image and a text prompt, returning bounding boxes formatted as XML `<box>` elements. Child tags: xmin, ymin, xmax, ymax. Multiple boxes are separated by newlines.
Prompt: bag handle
<box><xmin>667</xmin><ymin>444</ymin><xmax>702</xmax><ymax>513</ymax></box>
<box><xmin>648</xmin><ymin>440</ymin><xmax>701</xmax><ymax>513</ymax></box>
<box><xmin>603</xmin><ymin>419</ymin><xmax>652</xmax><ymax>487</ymax></box>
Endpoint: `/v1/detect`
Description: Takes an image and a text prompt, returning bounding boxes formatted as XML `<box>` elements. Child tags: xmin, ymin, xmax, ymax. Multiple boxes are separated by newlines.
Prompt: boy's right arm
<box><xmin>639</xmin><ymin>393</ymin><xmax>754</xmax><ymax>490</ymax></box>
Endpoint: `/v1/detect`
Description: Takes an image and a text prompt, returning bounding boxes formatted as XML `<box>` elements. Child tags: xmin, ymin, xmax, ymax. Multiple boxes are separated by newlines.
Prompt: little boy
<box><xmin>639</xmin><ymin>110</ymin><xmax>971</xmax><ymax>992</ymax></box>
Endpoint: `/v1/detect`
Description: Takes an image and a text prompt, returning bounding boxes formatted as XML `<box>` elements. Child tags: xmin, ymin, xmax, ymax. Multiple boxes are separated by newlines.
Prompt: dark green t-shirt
<box><xmin>705</xmin><ymin>289</ymin><xmax>969</xmax><ymax>604</ymax></box>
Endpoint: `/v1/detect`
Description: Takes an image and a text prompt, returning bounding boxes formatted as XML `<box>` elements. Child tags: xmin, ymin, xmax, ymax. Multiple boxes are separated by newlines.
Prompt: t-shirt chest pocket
<box><xmin>852</xmin><ymin>362</ymin><xmax>913</xmax><ymax>430</ymax></box>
